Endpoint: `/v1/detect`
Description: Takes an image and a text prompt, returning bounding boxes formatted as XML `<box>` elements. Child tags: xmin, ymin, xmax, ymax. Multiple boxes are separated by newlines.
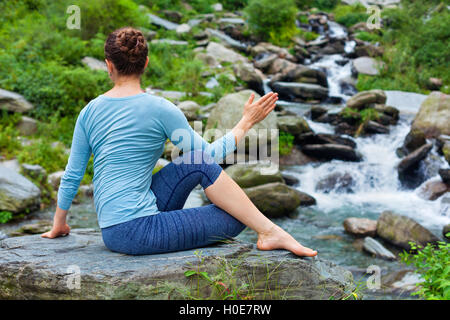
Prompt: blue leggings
<box><xmin>101</xmin><ymin>151</ymin><xmax>246</xmax><ymax>255</ymax></box>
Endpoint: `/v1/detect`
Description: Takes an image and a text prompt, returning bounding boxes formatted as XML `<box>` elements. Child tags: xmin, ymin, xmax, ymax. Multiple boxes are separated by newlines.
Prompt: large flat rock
<box><xmin>0</xmin><ymin>229</ymin><xmax>354</xmax><ymax>300</ymax></box>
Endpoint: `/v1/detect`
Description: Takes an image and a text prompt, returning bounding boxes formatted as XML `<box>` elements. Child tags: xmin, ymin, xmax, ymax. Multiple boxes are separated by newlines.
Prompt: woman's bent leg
<box><xmin>101</xmin><ymin>204</ymin><xmax>245</xmax><ymax>255</ymax></box>
<box><xmin>151</xmin><ymin>150</ymin><xmax>222</xmax><ymax>211</ymax></box>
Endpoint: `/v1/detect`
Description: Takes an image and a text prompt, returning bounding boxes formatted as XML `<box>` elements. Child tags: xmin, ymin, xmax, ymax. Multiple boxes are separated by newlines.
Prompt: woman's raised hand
<box><xmin>242</xmin><ymin>92</ymin><xmax>278</xmax><ymax>127</ymax></box>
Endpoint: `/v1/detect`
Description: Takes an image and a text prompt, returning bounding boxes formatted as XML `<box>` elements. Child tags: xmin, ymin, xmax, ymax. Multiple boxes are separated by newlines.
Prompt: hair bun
<box><xmin>104</xmin><ymin>27</ymin><xmax>148</xmax><ymax>76</ymax></box>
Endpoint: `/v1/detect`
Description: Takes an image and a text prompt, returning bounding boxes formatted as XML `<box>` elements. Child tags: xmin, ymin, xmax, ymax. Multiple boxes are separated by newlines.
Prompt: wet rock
<box><xmin>397</xmin><ymin>129</ymin><xmax>426</xmax><ymax>157</ymax></box>
<box><xmin>266</xmin><ymin>58</ymin><xmax>297</xmax><ymax>75</ymax></box>
<box><xmin>0</xmin><ymin>88</ymin><xmax>34</xmax><ymax>113</ymax></box>
<box><xmin>382</xmin><ymin>270</ymin><xmax>422</xmax><ymax>294</ymax></box>
<box><xmin>346</xmin><ymin>90</ymin><xmax>387</xmax><ymax>110</ymax></box>
<box><xmin>177</xmin><ymin>101</ymin><xmax>200</xmax><ymax>121</ymax></box>
<box><xmin>363</xmin><ymin>237</ymin><xmax>396</xmax><ymax>260</ymax></box>
<box><xmin>270</xmin><ymin>82</ymin><xmax>329</xmax><ymax>101</ymax></box>
<box><xmin>317</xmin><ymin>172</ymin><xmax>355</xmax><ymax>194</ymax></box>
<box><xmin>205</xmin><ymin>28</ymin><xmax>248</xmax><ymax>51</ymax></box>
<box><xmin>343</xmin><ymin>217</ymin><xmax>377</xmax><ymax>237</ymax></box>
<box><xmin>253</xmin><ymin>53</ymin><xmax>278</xmax><ymax>71</ymax></box>
<box><xmin>151</xmin><ymin>39</ymin><xmax>188</xmax><ymax>46</ymax></box>
<box><xmin>279</xmin><ymin>146</ymin><xmax>318</xmax><ymax>166</ymax></box>
<box><xmin>412</xmin><ymin>92</ymin><xmax>450</xmax><ymax>138</ymax></box>
<box><xmin>281</xmin><ymin>173</ymin><xmax>300</xmax><ymax>186</ymax></box>
<box><xmin>270</xmin><ymin>65</ymin><xmax>328</xmax><ymax>88</ymax></box>
<box><xmin>397</xmin><ymin>143</ymin><xmax>433</xmax><ymax>180</ymax></box>
<box><xmin>47</xmin><ymin>171</ymin><xmax>65</xmax><ymax>190</ymax></box>
<box><xmin>224</xmin><ymin>162</ymin><xmax>284</xmax><ymax>188</ymax></box>
<box><xmin>0</xmin><ymin>165</ymin><xmax>40</xmax><ymax>214</ymax></box>
<box><xmin>16</xmin><ymin>116</ymin><xmax>38</xmax><ymax>136</ymax></box>
<box><xmin>418</xmin><ymin>180</ymin><xmax>449</xmax><ymax>201</ymax></box>
<box><xmin>310</xmin><ymin>106</ymin><xmax>328</xmax><ymax>120</ymax></box>
<box><xmin>81</xmin><ymin>56</ymin><xmax>107</xmax><ymax>72</ymax></box>
<box><xmin>363</xmin><ymin>120</ymin><xmax>389</xmax><ymax>134</ymax></box>
<box><xmin>277</xmin><ymin>116</ymin><xmax>312</xmax><ymax>139</ymax></box>
<box><xmin>376</xmin><ymin>211</ymin><xmax>439</xmax><ymax>250</ymax></box>
<box><xmin>205</xmin><ymin>90</ymin><xmax>277</xmax><ymax>146</ymax></box>
<box><xmin>298</xmin><ymin>133</ymin><xmax>356</xmax><ymax>149</ymax></box>
<box><xmin>301</xmin><ymin>144</ymin><xmax>363</xmax><ymax>162</ymax></box>
<box><xmin>354</xmin><ymin>44</ymin><xmax>383</xmax><ymax>58</ymax></box>
<box><xmin>0</xmin><ymin>229</ymin><xmax>354</xmax><ymax>299</ymax></box>
<box><xmin>21</xmin><ymin>164</ymin><xmax>46</xmax><ymax>180</ymax></box>
<box><xmin>352</xmin><ymin>56</ymin><xmax>384</xmax><ymax>76</ymax></box>
<box><xmin>244</xmin><ymin>183</ymin><xmax>316</xmax><ymax>218</ymax></box>
<box><xmin>206</xmin><ymin>42</ymin><xmax>247</xmax><ymax>64</ymax></box>
<box><xmin>439</xmin><ymin>169</ymin><xmax>450</xmax><ymax>184</ymax></box>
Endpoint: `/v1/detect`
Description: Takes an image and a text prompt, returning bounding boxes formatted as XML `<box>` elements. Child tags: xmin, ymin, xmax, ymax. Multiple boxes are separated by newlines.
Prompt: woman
<box><xmin>42</xmin><ymin>27</ymin><xmax>317</xmax><ymax>257</ymax></box>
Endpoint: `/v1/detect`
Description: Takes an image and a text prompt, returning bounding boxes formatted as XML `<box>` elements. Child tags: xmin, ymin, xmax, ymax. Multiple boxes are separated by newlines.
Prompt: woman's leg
<box><xmin>152</xmin><ymin>150</ymin><xmax>316</xmax><ymax>257</ymax></box>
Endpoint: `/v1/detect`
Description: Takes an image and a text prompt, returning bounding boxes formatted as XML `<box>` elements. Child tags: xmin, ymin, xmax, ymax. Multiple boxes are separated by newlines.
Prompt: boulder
<box><xmin>176</xmin><ymin>100</ymin><xmax>200</xmax><ymax>121</ymax></box>
<box><xmin>0</xmin><ymin>229</ymin><xmax>354</xmax><ymax>300</ymax></box>
<box><xmin>224</xmin><ymin>162</ymin><xmax>284</xmax><ymax>188</ymax></box>
<box><xmin>243</xmin><ymin>182</ymin><xmax>316</xmax><ymax>218</ymax></box>
<box><xmin>161</xmin><ymin>9</ymin><xmax>182</xmax><ymax>23</ymax></box>
<box><xmin>212</xmin><ymin>3</ymin><xmax>223</xmax><ymax>11</ymax></box>
<box><xmin>47</xmin><ymin>171</ymin><xmax>65</xmax><ymax>190</ymax></box>
<box><xmin>397</xmin><ymin>129</ymin><xmax>426</xmax><ymax>156</ymax></box>
<box><xmin>443</xmin><ymin>141</ymin><xmax>450</xmax><ymax>164</ymax></box>
<box><xmin>279</xmin><ymin>146</ymin><xmax>318</xmax><ymax>166</ymax></box>
<box><xmin>195</xmin><ymin>52</ymin><xmax>219</xmax><ymax>68</ymax></box>
<box><xmin>343</xmin><ymin>218</ymin><xmax>377</xmax><ymax>237</ymax></box>
<box><xmin>16</xmin><ymin>116</ymin><xmax>38</xmax><ymax>136</ymax></box>
<box><xmin>151</xmin><ymin>39</ymin><xmax>188</xmax><ymax>46</ymax></box>
<box><xmin>296</xmin><ymin>133</ymin><xmax>357</xmax><ymax>149</ymax></box>
<box><xmin>0</xmin><ymin>165</ymin><xmax>40</xmax><ymax>214</ymax></box>
<box><xmin>206</xmin><ymin>42</ymin><xmax>247</xmax><ymax>64</ymax></box>
<box><xmin>277</xmin><ymin>116</ymin><xmax>312</xmax><ymax>139</ymax></box>
<box><xmin>418</xmin><ymin>180</ymin><xmax>449</xmax><ymax>201</ymax></box>
<box><xmin>397</xmin><ymin>143</ymin><xmax>432</xmax><ymax>175</ymax></box>
<box><xmin>363</xmin><ymin>120</ymin><xmax>389</xmax><ymax>134</ymax></box>
<box><xmin>0</xmin><ymin>88</ymin><xmax>34</xmax><ymax>113</ymax></box>
<box><xmin>9</xmin><ymin>220</ymin><xmax>53</xmax><ymax>237</ymax></box>
<box><xmin>271</xmin><ymin>65</ymin><xmax>328</xmax><ymax>88</ymax></box>
<box><xmin>266</xmin><ymin>58</ymin><xmax>297</xmax><ymax>75</ymax></box>
<box><xmin>439</xmin><ymin>169</ymin><xmax>450</xmax><ymax>184</ymax></box>
<box><xmin>81</xmin><ymin>57</ymin><xmax>107</xmax><ymax>72</ymax></box>
<box><xmin>254</xmin><ymin>53</ymin><xmax>278</xmax><ymax>71</ymax></box>
<box><xmin>148</xmin><ymin>13</ymin><xmax>179</xmax><ymax>30</ymax></box>
<box><xmin>301</xmin><ymin>144</ymin><xmax>363</xmax><ymax>162</ymax></box>
<box><xmin>175</xmin><ymin>23</ymin><xmax>191</xmax><ymax>34</ymax></box>
<box><xmin>376</xmin><ymin>211</ymin><xmax>439</xmax><ymax>250</ymax></box>
<box><xmin>205</xmin><ymin>90</ymin><xmax>277</xmax><ymax>146</ymax></box>
<box><xmin>411</xmin><ymin>92</ymin><xmax>450</xmax><ymax>138</ymax></box>
<box><xmin>352</xmin><ymin>56</ymin><xmax>384</xmax><ymax>76</ymax></box>
<box><xmin>21</xmin><ymin>163</ymin><xmax>46</xmax><ymax>180</ymax></box>
<box><xmin>232</xmin><ymin>62</ymin><xmax>263</xmax><ymax>89</ymax></box>
<box><xmin>270</xmin><ymin>82</ymin><xmax>329</xmax><ymax>101</ymax></box>
<box><xmin>346</xmin><ymin>90</ymin><xmax>387</xmax><ymax>110</ymax></box>
<box><xmin>363</xmin><ymin>237</ymin><xmax>396</xmax><ymax>260</ymax></box>
<box><xmin>317</xmin><ymin>172</ymin><xmax>355</xmax><ymax>194</ymax></box>
<box><xmin>281</xmin><ymin>173</ymin><xmax>300</xmax><ymax>186</ymax></box>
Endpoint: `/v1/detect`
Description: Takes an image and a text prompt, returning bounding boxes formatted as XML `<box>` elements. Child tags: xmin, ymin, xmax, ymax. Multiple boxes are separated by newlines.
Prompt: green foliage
<box><xmin>400</xmin><ymin>240</ymin><xmax>450</xmax><ymax>300</ymax></box>
<box><xmin>17</xmin><ymin>139</ymin><xmax>68</xmax><ymax>174</ymax></box>
<box><xmin>0</xmin><ymin>124</ymin><xmax>21</xmax><ymax>159</ymax></box>
<box><xmin>279</xmin><ymin>131</ymin><xmax>294</xmax><ymax>156</ymax></box>
<box><xmin>333</xmin><ymin>3</ymin><xmax>368</xmax><ymax>27</ymax></box>
<box><xmin>0</xmin><ymin>211</ymin><xmax>13</xmax><ymax>224</ymax></box>
<box><xmin>244</xmin><ymin>0</ymin><xmax>298</xmax><ymax>46</ymax></box>
<box><xmin>296</xmin><ymin>0</ymin><xmax>338</xmax><ymax>10</ymax></box>
<box><xmin>355</xmin><ymin>31</ymin><xmax>380</xmax><ymax>43</ymax></box>
<box><xmin>357</xmin><ymin>1</ymin><xmax>449</xmax><ymax>94</ymax></box>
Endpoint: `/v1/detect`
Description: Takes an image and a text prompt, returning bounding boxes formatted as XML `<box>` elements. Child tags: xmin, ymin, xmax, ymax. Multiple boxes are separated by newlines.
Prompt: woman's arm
<box><xmin>42</xmin><ymin>112</ymin><xmax>92</xmax><ymax>239</ymax></box>
<box><xmin>162</xmin><ymin>92</ymin><xmax>278</xmax><ymax>161</ymax></box>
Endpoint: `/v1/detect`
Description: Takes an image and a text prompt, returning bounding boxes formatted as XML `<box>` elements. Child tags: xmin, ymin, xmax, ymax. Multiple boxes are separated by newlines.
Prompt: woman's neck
<box><xmin>104</xmin><ymin>76</ymin><xmax>144</xmax><ymax>98</ymax></box>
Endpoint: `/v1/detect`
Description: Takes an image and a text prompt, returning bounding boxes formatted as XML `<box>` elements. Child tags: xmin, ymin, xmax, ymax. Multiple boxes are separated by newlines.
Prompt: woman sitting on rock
<box><xmin>42</xmin><ymin>27</ymin><xmax>317</xmax><ymax>257</ymax></box>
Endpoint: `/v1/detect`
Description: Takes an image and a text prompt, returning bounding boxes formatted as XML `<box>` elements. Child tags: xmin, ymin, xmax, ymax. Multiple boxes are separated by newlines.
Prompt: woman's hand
<box><xmin>242</xmin><ymin>92</ymin><xmax>278</xmax><ymax>127</ymax></box>
<box><xmin>41</xmin><ymin>223</ymin><xmax>70</xmax><ymax>239</ymax></box>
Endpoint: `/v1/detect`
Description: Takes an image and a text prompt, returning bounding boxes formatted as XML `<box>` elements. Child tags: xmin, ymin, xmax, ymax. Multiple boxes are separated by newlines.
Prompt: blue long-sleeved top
<box><xmin>57</xmin><ymin>93</ymin><xmax>236</xmax><ymax>228</ymax></box>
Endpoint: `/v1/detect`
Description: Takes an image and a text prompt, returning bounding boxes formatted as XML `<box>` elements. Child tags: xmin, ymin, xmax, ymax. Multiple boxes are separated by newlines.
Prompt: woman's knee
<box><xmin>174</xmin><ymin>150</ymin><xmax>222</xmax><ymax>187</ymax></box>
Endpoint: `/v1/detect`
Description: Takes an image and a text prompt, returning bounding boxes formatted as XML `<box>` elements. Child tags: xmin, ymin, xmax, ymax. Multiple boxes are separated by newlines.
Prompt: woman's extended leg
<box><xmin>205</xmin><ymin>171</ymin><xmax>317</xmax><ymax>257</ymax></box>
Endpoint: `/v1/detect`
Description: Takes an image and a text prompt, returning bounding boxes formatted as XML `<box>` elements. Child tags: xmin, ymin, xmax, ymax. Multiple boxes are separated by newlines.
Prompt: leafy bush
<box><xmin>400</xmin><ymin>240</ymin><xmax>450</xmax><ymax>300</ymax></box>
<box><xmin>244</xmin><ymin>0</ymin><xmax>298</xmax><ymax>46</ymax></box>
<box><xmin>355</xmin><ymin>31</ymin><xmax>380</xmax><ymax>43</ymax></box>
<box><xmin>0</xmin><ymin>211</ymin><xmax>13</xmax><ymax>224</ymax></box>
<box><xmin>17</xmin><ymin>139</ymin><xmax>69</xmax><ymax>174</ymax></box>
<box><xmin>333</xmin><ymin>3</ymin><xmax>368</xmax><ymax>27</ymax></box>
<box><xmin>279</xmin><ymin>131</ymin><xmax>294</xmax><ymax>156</ymax></box>
<box><xmin>0</xmin><ymin>124</ymin><xmax>22</xmax><ymax>159</ymax></box>
<box><xmin>296</xmin><ymin>0</ymin><xmax>338</xmax><ymax>10</ymax></box>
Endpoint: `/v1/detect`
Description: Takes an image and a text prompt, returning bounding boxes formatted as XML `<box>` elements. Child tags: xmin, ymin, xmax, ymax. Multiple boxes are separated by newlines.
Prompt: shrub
<box><xmin>296</xmin><ymin>0</ymin><xmax>338</xmax><ymax>10</ymax></box>
<box><xmin>17</xmin><ymin>139</ymin><xmax>69</xmax><ymax>174</ymax></box>
<box><xmin>333</xmin><ymin>3</ymin><xmax>368</xmax><ymax>27</ymax></box>
<box><xmin>279</xmin><ymin>131</ymin><xmax>294</xmax><ymax>156</ymax></box>
<box><xmin>0</xmin><ymin>124</ymin><xmax>22</xmax><ymax>160</ymax></box>
<box><xmin>244</xmin><ymin>0</ymin><xmax>298</xmax><ymax>46</ymax></box>
<box><xmin>0</xmin><ymin>211</ymin><xmax>13</xmax><ymax>224</ymax></box>
<box><xmin>400</xmin><ymin>240</ymin><xmax>450</xmax><ymax>300</ymax></box>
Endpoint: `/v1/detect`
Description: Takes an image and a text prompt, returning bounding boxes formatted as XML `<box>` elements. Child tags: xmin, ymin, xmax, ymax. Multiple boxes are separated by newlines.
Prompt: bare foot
<box><xmin>257</xmin><ymin>224</ymin><xmax>318</xmax><ymax>257</ymax></box>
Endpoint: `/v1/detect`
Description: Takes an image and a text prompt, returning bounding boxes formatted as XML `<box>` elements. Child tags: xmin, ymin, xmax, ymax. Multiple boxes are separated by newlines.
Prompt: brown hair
<box><xmin>104</xmin><ymin>27</ymin><xmax>148</xmax><ymax>76</ymax></box>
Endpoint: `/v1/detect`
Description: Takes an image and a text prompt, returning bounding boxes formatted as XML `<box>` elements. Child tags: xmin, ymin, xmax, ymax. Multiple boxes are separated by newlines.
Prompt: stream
<box><xmin>1</xmin><ymin>16</ymin><xmax>449</xmax><ymax>300</ymax></box>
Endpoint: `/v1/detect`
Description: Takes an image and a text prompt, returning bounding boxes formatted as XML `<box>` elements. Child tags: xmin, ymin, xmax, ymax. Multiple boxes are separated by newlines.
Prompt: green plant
<box><xmin>355</xmin><ymin>31</ymin><xmax>380</xmax><ymax>43</ymax></box>
<box><xmin>279</xmin><ymin>131</ymin><xmax>294</xmax><ymax>156</ymax></box>
<box><xmin>0</xmin><ymin>211</ymin><xmax>13</xmax><ymax>224</ymax></box>
<box><xmin>17</xmin><ymin>139</ymin><xmax>68</xmax><ymax>174</ymax></box>
<box><xmin>400</xmin><ymin>239</ymin><xmax>450</xmax><ymax>300</ymax></box>
<box><xmin>0</xmin><ymin>124</ymin><xmax>22</xmax><ymax>159</ymax></box>
<box><xmin>244</xmin><ymin>0</ymin><xmax>298</xmax><ymax>46</ymax></box>
<box><xmin>333</xmin><ymin>3</ymin><xmax>368</xmax><ymax>27</ymax></box>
